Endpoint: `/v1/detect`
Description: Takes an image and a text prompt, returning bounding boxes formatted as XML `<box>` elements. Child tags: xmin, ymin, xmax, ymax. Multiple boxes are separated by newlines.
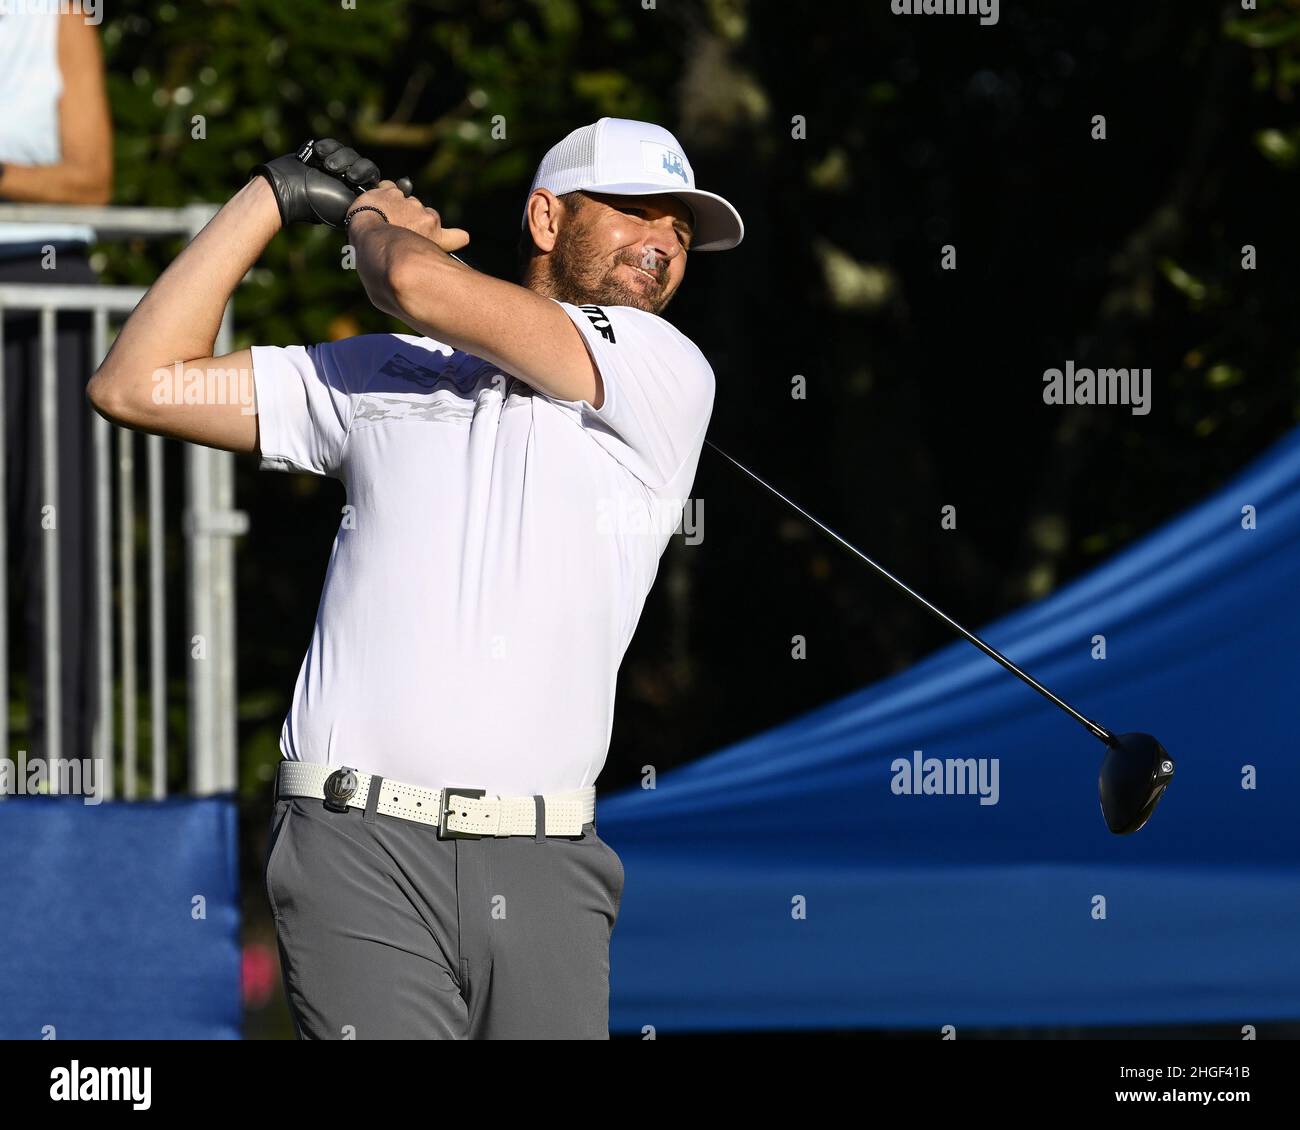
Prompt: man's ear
<box><xmin>525</xmin><ymin>188</ymin><xmax>564</xmax><ymax>254</ymax></box>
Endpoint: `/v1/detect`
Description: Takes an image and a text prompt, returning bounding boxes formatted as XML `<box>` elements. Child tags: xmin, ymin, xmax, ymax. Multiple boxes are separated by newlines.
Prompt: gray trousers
<box><xmin>264</xmin><ymin>773</ymin><xmax>625</xmax><ymax>1040</ymax></box>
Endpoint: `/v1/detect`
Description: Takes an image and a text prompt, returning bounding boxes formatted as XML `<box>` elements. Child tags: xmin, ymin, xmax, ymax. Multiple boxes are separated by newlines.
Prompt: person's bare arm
<box><xmin>86</xmin><ymin>178</ymin><xmax>282</xmax><ymax>453</ymax></box>
<box><xmin>349</xmin><ymin>187</ymin><xmax>603</xmax><ymax>408</ymax></box>
<box><xmin>0</xmin><ymin>13</ymin><xmax>113</xmax><ymax>204</ymax></box>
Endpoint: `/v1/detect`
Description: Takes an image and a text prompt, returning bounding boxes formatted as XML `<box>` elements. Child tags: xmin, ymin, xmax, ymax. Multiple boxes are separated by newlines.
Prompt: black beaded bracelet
<box><xmin>344</xmin><ymin>205</ymin><xmax>388</xmax><ymax>227</ymax></box>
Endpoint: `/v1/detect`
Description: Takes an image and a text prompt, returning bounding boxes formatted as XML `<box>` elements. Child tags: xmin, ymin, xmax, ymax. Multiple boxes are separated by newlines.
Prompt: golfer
<box><xmin>87</xmin><ymin>118</ymin><xmax>742</xmax><ymax>1039</ymax></box>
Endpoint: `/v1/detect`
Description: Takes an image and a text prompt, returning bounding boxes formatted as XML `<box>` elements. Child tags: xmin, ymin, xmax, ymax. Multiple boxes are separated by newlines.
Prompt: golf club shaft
<box><xmin>705</xmin><ymin>440</ymin><xmax>1117</xmax><ymax>747</ymax></box>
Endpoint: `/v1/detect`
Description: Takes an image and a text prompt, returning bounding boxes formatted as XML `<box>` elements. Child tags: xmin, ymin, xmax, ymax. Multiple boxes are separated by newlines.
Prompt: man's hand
<box><xmin>252</xmin><ymin>138</ymin><xmax>409</xmax><ymax>229</ymax></box>
<box><xmin>346</xmin><ymin>180</ymin><xmax>470</xmax><ymax>254</ymax></box>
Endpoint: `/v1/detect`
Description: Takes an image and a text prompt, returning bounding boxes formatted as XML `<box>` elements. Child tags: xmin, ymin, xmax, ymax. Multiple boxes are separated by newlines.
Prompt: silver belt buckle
<box><xmin>322</xmin><ymin>767</ymin><xmax>359</xmax><ymax>813</ymax></box>
<box><xmin>437</xmin><ymin>787</ymin><xmax>487</xmax><ymax>840</ymax></box>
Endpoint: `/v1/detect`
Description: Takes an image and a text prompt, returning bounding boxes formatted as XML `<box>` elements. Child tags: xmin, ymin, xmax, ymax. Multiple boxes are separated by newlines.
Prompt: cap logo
<box><xmin>640</xmin><ymin>141</ymin><xmax>690</xmax><ymax>185</ymax></box>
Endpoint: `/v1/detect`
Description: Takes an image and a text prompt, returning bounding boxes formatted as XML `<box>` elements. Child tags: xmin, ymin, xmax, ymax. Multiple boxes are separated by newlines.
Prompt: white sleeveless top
<box><xmin>0</xmin><ymin>11</ymin><xmax>96</xmax><ymax>249</ymax></box>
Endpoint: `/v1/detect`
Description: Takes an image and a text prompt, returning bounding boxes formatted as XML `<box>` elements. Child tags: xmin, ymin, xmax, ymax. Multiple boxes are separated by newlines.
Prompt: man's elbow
<box><xmin>85</xmin><ymin>370</ymin><xmax>118</xmax><ymax>421</ymax></box>
<box><xmin>86</xmin><ymin>367</ymin><xmax>138</xmax><ymax>428</ymax></box>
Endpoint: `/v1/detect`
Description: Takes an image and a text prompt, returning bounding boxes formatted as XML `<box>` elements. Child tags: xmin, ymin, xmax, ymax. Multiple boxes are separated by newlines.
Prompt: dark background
<box><xmin>68</xmin><ymin>0</ymin><xmax>1300</xmax><ymax>1035</ymax></box>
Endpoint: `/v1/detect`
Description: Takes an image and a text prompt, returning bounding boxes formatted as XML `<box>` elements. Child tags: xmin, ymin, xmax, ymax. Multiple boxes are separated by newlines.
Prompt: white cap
<box><xmin>522</xmin><ymin>117</ymin><xmax>743</xmax><ymax>252</ymax></box>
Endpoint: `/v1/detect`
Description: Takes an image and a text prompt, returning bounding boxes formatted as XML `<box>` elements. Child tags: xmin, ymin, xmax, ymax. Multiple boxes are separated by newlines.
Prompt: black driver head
<box><xmin>1098</xmin><ymin>732</ymin><xmax>1175</xmax><ymax>835</ymax></box>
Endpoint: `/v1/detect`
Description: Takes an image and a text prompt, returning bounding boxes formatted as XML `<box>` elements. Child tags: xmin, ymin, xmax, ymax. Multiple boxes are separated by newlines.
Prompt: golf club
<box><xmin>705</xmin><ymin>439</ymin><xmax>1175</xmax><ymax>835</ymax></box>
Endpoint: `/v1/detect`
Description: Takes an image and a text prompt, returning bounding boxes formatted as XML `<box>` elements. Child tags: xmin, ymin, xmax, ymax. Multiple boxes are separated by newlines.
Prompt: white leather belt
<box><xmin>275</xmin><ymin>761</ymin><xmax>596</xmax><ymax>839</ymax></box>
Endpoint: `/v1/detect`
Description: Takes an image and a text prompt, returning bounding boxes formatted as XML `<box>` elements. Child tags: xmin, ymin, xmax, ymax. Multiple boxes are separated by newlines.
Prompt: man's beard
<box><xmin>540</xmin><ymin>220</ymin><xmax>677</xmax><ymax>315</ymax></box>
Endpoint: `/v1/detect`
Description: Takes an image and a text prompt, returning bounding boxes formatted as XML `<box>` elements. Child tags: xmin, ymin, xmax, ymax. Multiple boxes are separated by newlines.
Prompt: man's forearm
<box><xmin>352</xmin><ymin>219</ymin><xmax>472</xmax><ymax>327</ymax></box>
<box><xmin>351</xmin><ymin>216</ymin><xmax>600</xmax><ymax>404</ymax></box>
<box><xmin>91</xmin><ymin>177</ymin><xmax>281</xmax><ymax>394</ymax></box>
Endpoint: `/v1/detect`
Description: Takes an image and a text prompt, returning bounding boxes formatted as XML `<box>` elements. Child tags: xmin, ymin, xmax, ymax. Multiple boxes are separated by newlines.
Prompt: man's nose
<box><xmin>637</xmin><ymin>238</ymin><xmax>678</xmax><ymax>271</ymax></box>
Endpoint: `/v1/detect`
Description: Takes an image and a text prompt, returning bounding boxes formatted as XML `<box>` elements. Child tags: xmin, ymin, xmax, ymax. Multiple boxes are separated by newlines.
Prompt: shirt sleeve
<box><xmin>553</xmin><ymin>302</ymin><xmax>716</xmax><ymax>491</ymax></box>
<box><xmin>250</xmin><ymin>340</ymin><xmax>362</xmax><ymax>477</ymax></box>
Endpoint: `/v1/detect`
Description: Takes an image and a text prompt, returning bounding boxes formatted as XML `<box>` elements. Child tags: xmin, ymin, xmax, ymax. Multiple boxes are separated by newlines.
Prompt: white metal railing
<box><xmin>0</xmin><ymin>203</ymin><xmax>245</xmax><ymax>799</ymax></box>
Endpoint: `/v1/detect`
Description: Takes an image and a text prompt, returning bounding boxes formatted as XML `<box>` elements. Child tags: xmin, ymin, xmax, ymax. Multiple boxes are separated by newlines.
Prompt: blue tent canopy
<box><xmin>0</xmin><ymin>796</ymin><xmax>240</xmax><ymax>1039</ymax></box>
<box><xmin>602</xmin><ymin>427</ymin><xmax>1300</xmax><ymax>1033</ymax></box>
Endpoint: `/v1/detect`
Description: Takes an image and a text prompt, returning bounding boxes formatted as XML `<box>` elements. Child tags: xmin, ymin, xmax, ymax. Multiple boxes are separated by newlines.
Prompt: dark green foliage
<box><xmin>78</xmin><ymin>1</ymin><xmax>1300</xmax><ymax>794</ymax></box>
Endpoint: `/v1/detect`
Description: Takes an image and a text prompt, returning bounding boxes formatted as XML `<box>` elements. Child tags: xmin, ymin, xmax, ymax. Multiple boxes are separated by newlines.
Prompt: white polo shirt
<box><xmin>250</xmin><ymin>301</ymin><xmax>714</xmax><ymax>796</ymax></box>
